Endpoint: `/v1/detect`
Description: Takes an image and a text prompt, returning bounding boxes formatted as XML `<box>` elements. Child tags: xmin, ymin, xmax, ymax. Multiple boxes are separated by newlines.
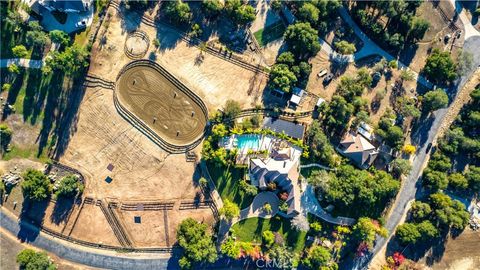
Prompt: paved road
<box><xmin>0</xmin><ymin>58</ymin><xmax>44</xmax><ymax>69</ymax></box>
<box><xmin>351</xmin><ymin>35</ymin><xmax>480</xmax><ymax>270</ymax></box>
<box><xmin>0</xmin><ymin>209</ymin><xmax>176</xmax><ymax>270</ymax></box>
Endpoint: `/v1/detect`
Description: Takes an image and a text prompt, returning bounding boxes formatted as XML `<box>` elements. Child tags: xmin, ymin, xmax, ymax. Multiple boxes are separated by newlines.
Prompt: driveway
<box><xmin>39</xmin><ymin>8</ymin><xmax>94</xmax><ymax>34</ymax></box>
<box><xmin>301</xmin><ymin>185</ymin><xmax>356</xmax><ymax>226</ymax></box>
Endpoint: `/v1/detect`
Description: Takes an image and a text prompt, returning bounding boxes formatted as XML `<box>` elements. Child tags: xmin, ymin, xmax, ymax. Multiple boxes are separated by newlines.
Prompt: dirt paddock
<box><xmin>116</xmin><ymin>62</ymin><xmax>207</xmax><ymax>145</ymax></box>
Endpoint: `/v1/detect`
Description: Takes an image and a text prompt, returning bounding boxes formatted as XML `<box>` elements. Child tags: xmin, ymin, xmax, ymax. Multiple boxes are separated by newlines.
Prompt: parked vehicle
<box><xmin>323</xmin><ymin>73</ymin><xmax>334</xmax><ymax>85</ymax></box>
<box><xmin>317</xmin><ymin>69</ymin><xmax>328</xmax><ymax>78</ymax></box>
<box><xmin>75</xmin><ymin>19</ymin><xmax>87</xmax><ymax>29</ymax></box>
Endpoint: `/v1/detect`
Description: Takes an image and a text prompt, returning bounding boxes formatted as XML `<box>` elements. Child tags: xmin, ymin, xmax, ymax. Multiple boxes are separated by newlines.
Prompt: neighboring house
<box><xmin>337</xmin><ymin>130</ymin><xmax>378</xmax><ymax>169</ymax></box>
<box><xmin>263</xmin><ymin>117</ymin><xmax>305</xmax><ymax>140</ymax></box>
<box><xmin>249</xmin><ymin>145</ymin><xmax>303</xmax><ymax>216</ymax></box>
<box><xmin>32</xmin><ymin>0</ymin><xmax>92</xmax><ymax>13</ymax></box>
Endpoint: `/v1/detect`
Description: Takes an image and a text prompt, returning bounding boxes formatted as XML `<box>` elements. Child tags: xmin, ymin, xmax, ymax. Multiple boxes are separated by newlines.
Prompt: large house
<box><xmin>32</xmin><ymin>0</ymin><xmax>92</xmax><ymax>13</ymax></box>
<box><xmin>249</xmin><ymin>144</ymin><xmax>303</xmax><ymax>216</ymax></box>
<box><xmin>337</xmin><ymin>129</ymin><xmax>378</xmax><ymax>169</ymax></box>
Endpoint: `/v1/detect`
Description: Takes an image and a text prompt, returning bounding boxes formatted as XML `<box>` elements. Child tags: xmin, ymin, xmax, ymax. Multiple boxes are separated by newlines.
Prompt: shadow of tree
<box><xmin>50</xmin><ymin>196</ymin><xmax>79</xmax><ymax>225</ymax></box>
<box><xmin>17</xmin><ymin>198</ymin><xmax>48</xmax><ymax>243</ymax></box>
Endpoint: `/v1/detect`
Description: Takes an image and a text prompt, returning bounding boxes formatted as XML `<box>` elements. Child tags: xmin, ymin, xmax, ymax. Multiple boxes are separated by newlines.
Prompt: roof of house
<box><xmin>339</xmin><ymin>131</ymin><xmax>377</xmax><ymax>168</ymax></box>
<box><xmin>43</xmin><ymin>0</ymin><xmax>90</xmax><ymax>12</ymax></box>
<box><xmin>263</xmin><ymin>117</ymin><xmax>305</xmax><ymax>140</ymax></box>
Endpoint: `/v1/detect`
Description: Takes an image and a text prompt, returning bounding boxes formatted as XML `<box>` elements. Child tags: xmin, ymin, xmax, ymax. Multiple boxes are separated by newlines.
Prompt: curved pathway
<box><xmin>301</xmin><ymin>185</ymin><xmax>356</xmax><ymax>226</ymax></box>
<box><xmin>0</xmin><ymin>58</ymin><xmax>44</xmax><ymax>69</ymax></box>
<box><xmin>300</xmin><ymin>163</ymin><xmax>335</xmax><ymax>171</ymax></box>
<box><xmin>0</xmin><ymin>209</ymin><xmax>173</xmax><ymax>270</ymax></box>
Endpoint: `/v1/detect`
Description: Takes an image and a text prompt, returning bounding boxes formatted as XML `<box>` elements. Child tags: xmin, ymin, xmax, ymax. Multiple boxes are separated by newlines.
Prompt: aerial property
<box><xmin>1</xmin><ymin>1</ymin><xmax>480</xmax><ymax>270</ymax></box>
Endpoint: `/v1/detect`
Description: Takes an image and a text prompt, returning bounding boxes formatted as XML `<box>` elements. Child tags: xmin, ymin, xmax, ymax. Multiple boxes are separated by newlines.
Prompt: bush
<box><xmin>335</xmin><ymin>40</ymin><xmax>356</xmax><ymax>54</ymax></box>
<box><xmin>17</xmin><ymin>249</ymin><xmax>56</xmax><ymax>270</ymax></box>
<box><xmin>310</xmin><ymin>222</ymin><xmax>322</xmax><ymax>232</ymax></box>
<box><xmin>224</xmin><ymin>100</ymin><xmax>242</xmax><ymax>119</ymax></box>
<box><xmin>0</xmin><ymin>124</ymin><xmax>13</xmax><ymax>151</ymax></box>
<box><xmin>55</xmin><ymin>175</ymin><xmax>83</xmax><ymax>198</ymax></box>
<box><xmin>262</xmin><ymin>230</ymin><xmax>275</xmax><ymax>247</ymax></box>
<box><xmin>220</xmin><ymin>199</ymin><xmax>240</xmax><ymax>220</ymax></box>
<box><xmin>12</xmin><ymin>45</ymin><xmax>28</xmax><ymax>58</ymax></box>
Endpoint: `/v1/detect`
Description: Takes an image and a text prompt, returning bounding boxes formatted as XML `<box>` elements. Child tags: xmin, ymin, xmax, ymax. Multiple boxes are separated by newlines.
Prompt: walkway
<box><xmin>0</xmin><ymin>209</ymin><xmax>173</xmax><ymax>270</ymax></box>
<box><xmin>300</xmin><ymin>163</ymin><xmax>335</xmax><ymax>171</ymax></box>
<box><xmin>0</xmin><ymin>58</ymin><xmax>44</xmax><ymax>69</ymax></box>
<box><xmin>301</xmin><ymin>185</ymin><xmax>356</xmax><ymax>226</ymax></box>
<box><xmin>320</xmin><ymin>7</ymin><xmax>434</xmax><ymax>89</ymax></box>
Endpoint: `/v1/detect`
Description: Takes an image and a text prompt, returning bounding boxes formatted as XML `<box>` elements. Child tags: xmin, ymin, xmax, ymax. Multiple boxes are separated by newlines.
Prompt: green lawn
<box><xmin>207</xmin><ymin>162</ymin><xmax>254</xmax><ymax>209</ymax></box>
<box><xmin>253</xmin><ymin>20</ymin><xmax>286</xmax><ymax>47</ymax></box>
<box><xmin>231</xmin><ymin>216</ymin><xmax>307</xmax><ymax>253</ymax></box>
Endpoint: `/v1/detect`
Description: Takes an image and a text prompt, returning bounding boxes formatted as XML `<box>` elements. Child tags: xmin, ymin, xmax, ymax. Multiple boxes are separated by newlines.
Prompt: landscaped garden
<box><xmin>231</xmin><ymin>216</ymin><xmax>307</xmax><ymax>253</ymax></box>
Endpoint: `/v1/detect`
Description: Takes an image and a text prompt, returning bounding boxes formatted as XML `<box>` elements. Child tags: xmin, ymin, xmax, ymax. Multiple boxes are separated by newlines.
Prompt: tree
<box><xmin>49</xmin><ymin>30</ymin><xmax>70</xmax><ymax>46</ymax></box>
<box><xmin>268</xmin><ymin>246</ymin><xmax>294</xmax><ymax>269</ymax></box>
<box><xmin>335</xmin><ymin>40</ymin><xmax>356</xmax><ymax>54</ymax></box>
<box><xmin>417</xmin><ymin>220</ymin><xmax>438</xmax><ymax>239</ymax></box>
<box><xmin>263</xmin><ymin>203</ymin><xmax>272</xmax><ymax>214</ymax></box>
<box><xmin>403</xmin><ymin>144</ymin><xmax>416</xmax><ymax>155</ymax></box>
<box><xmin>448</xmin><ymin>173</ymin><xmax>468</xmax><ymax>190</ymax></box>
<box><xmin>26</xmin><ymin>21</ymin><xmax>49</xmax><ymax>49</ymax></box>
<box><xmin>189</xmin><ymin>24</ymin><xmax>203</xmax><ymax>38</ymax></box>
<box><xmin>164</xmin><ymin>0</ymin><xmax>192</xmax><ymax>24</ymax></box>
<box><xmin>308</xmin><ymin>170</ymin><xmax>332</xmax><ymax>191</ymax></box>
<box><xmin>17</xmin><ymin>249</ymin><xmax>56</xmax><ymax>270</ymax></box>
<box><xmin>303</xmin><ymin>245</ymin><xmax>331</xmax><ymax>269</ymax></box>
<box><xmin>324</xmin><ymin>95</ymin><xmax>354</xmax><ymax>131</ymax></box>
<box><xmin>221</xmin><ymin>237</ymin><xmax>240</xmax><ymax>258</ymax></box>
<box><xmin>12</xmin><ymin>45</ymin><xmax>28</xmax><ymax>58</ymax></box>
<box><xmin>428</xmin><ymin>152</ymin><xmax>451</xmax><ymax>172</ymax></box>
<box><xmin>8</xmin><ymin>63</ymin><xmax>20</xmax><ymax>74</ymax></box>
<box><xmin>2</xmin><ymin>83</ymin><xmax>12</xmax><ymax>92</ymax></box>
<box><xmin>430</xmin><ymin>193</ymin><xmax>470</xmax><ymax>230</ymax></box>
<box><xmin>400</xmin><ymin>69</ymin><xmax>415</xmax><ymax>82</ymax></box>
<box><xmin>423</xmin><ymin>89</ymin><xmax>449</xmax><ymax>112</ymax></box>
<box><xmin>55</xmin><ymin>175</ymin><xmax>84</xmax><ymax>198</ymax></box>
<box><xmin>307</xmin><ymin>120</ymin><xmax>337</xmax><ymax>166</ymax></box>
<box><xmin>391</xmin><ymin>158</ymin><xmax>412</xmax><ymax>177</ymax></box>
<box><xmin>284</xmin><ymin>22</ymin><xmax>321</xmax><ymax>58</ymax></box>
<box><xmin>0</xmin><ymin>124</ymin><xmax>13</xmax><ymax>152</ymax></box>
<box><xmin>212</xmin><ymin>123</ymin><xmax>228</xmax><ymax>138</ymax></box>
<box><xmin>423</xmin><ymin>49</ymin><xmax>457</xmax><ymax>85</ymax></box>
<box><xmin>297</xmin><ymin>3</ymin><xmax>319</xmax><ymax>26</ymax></box>
<box><xmin>408</xmin><ymin>17</ymin><xmax>429</xmax><ymax>42</ymax></box>
<box><xmin>310</xmin><ymin>222</ymin><xmax>322</xmax><ymax>233</ymax></box>
<box><xmin>276</xmin><ymin>51</ymin><xmax>295</xmax><ymax>66</ymax></box>
<box><xmin>423</xmin><ymin>169</ymin><xmax>448</xmax><ymax>190</ymax></box>
<box><xmin>385</xmin><ymin>126</ymin><xmax>404</xmax><ymax>150</ymax></box>
<box><xmin>220</xmin><ymin>199</ymin><xmax>240</xmax><ymax>220</ymax></box>
<box><xmin>202</xmin><ymin>0</ymin><xmax>223</xmax><ymax>17</ymax></box>
<box><xmin>239</xmin><ymin>180</ymin><xmax>258</xmax><ymax>196</ymax></box>
<box><xmin>176</xmin><ymin>218</ymin><xmax>217</xmax><ymax>268</ymax></box>
<box><xmin>396</xmin><ymin>223</ymin><xmax>420</xmax><ymax>245</ymax></box>
<box><xmin>353</xmin><ymin>218</ymin><xmax>388</xmax><ymax>248</ymax></box>
<box><xmin>291</xmin><ymin>214</ymin><xmax>310</xmax><ymax>232</ymax></box>
<box><xmin>465</xmin><ymin>166</ymin><xmax>480</xmax><ymax>193</ymax></box>
<box><xmin>262</xmin><ymin>230</ymin><xmax>275</xmax><ymax>247</ymax></box>
<box><xmin>457</xmin><ymin>50</ymin><xmax>474</xmax><ymax>76</ymax></box>
<box><xmin>410</xmin><ymin>201</ymin><xmax>432</xmax><ymax>220</ymax></box>
<box><xmin>45</xmin><ymin>44</ymin><xmax>90</xmax><ymax>75</ymax></box>
<box><xmin>270</xmin><ymin>0</ymin><xmax>282</xmax><ymax>11</ymax></box>
<box><xmin>233</xmin><ymin>4</ymin><xmax>256</xmax><ymax>26</ymax></box>
<box><xmin>5</xmin><ymin>10</ymin><xmax>24</xmax><ymax>32</ymax></box>
<box><xmin>268</xmin><ymin>64</ymin><xmax>297</xmax><ymax>92</ymax></box>
<box><xmin>21</xmin><ymin>169</ymin><xmax>52</xmax><ymax>201</ymax></box>
<box><xmin>223</xmin><ymin>99</ymin><xmax>242</xmax><ymax>119</ymax></box>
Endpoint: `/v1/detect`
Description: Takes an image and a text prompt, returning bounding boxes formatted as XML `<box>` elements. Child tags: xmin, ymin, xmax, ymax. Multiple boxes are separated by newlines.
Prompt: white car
<box><xmin>75</xmin><ymin>19</ymin><xmax>87</xmax><ymax>28</ymax></box>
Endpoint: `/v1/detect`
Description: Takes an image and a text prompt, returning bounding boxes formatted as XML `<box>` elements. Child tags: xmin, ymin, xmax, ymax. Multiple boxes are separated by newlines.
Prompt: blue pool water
<box><xmin>236</xmin><ymin>135</ymin><xmax>261</xmax><ymax>151</ymax></box>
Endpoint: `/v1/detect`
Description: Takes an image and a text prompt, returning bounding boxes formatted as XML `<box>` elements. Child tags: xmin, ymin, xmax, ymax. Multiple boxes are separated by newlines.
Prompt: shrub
<box><xmin>262</xmin><ymin>230</ymin><xmax>275</xmax><ymax>246</ymax></box>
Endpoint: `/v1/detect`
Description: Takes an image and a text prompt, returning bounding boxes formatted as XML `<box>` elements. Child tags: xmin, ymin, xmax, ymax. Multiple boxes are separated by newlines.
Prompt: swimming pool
<box><xmin>236</xmin><ymin>135</ymin><xmax>261</xmax><ymax>151</ymax></box>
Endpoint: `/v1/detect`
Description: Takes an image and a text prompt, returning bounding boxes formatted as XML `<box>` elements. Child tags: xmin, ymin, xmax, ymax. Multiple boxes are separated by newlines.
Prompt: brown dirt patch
<box><xmin>69</xmin><ymin>203</ymin><xmax>120</xmax><ymax>246</ymax></box>
<box><xmin>116</xmin><ymin>63</ymin><xmax>207</xmax><ymax>145</ymax></box>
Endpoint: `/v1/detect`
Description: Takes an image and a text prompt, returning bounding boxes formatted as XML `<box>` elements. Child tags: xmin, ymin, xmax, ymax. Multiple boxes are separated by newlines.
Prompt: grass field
<box><xmin>253</xmin><ymin>20</ymin><xmax>286</xmax><ymax>47</ymax></box>
<box><xmin>207</xmin><ymin>162</ymin><xmax>254</xmax><ymax>209</ymax></box>
<box><xmin>231</xmin><ymin>216</ymin><xmax>307</xmax><ymax>253</ymax></box>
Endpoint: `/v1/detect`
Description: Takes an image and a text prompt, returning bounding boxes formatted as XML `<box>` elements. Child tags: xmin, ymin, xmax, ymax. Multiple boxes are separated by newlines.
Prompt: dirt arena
<box><xmin>116</xmin><ymin>62</ymin><xmax>207</xmax><ymax>145</ymax></box>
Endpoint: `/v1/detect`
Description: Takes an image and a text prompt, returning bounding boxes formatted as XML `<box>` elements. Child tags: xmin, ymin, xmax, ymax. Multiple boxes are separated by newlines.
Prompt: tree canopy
<box><xmin>219</xmin><ymin>199</ymin><xmax>240</xmax><ymax>220</ymax></box>
<box><xmin>423</xmin><ymin>49</ymin><xmax>457</xmax><ymax>85</ymax></box>
<box><xmin>55</xmin><ymin>175</ymin><xmax>84</xmax><ymax>198</ymax></box>
<box><xmin>21</xmin><ymin>169</ymin><xmax>52</xmax><ymax>201</ymax></box>
<box><xmin>284</xmin><ymin>22</ymin><xmax>321</xmax><ymax>58</ymax></box>
<box><xmin>423</xmin><ymin>89</ymin><xmax>449</xmax><ymax>112</ymax></box>
<box><xmin>164</xmin><ymin>0</ymin><xmax>192</xmax><ymax>24</ymax></box>
<box><xmin>17</xmin><ymin>249</ymin><xmax>56</xmax><ymax>270</ymax></box>
<box><xmin>176</xmin><ymin>218</ymin><xmax>217</xmax><ymax>269</ymax></box>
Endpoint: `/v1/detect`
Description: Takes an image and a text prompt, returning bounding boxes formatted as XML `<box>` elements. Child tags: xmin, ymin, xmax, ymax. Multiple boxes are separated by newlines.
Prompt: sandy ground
<box><xmin>91</xmin><ymin>8</ymin><xmax>267</xmax><ymax>110</ymax></box>
<box><xmin>118</xmin><ymin>208</ymin><xmax>214</xmax><ymax>248</ymax></box>
<box><xmin>0</xmin><ymin>228</ymin><xmax>102</xmax><ymax>270</ymax></box>
<box><xmin>69</xmin><ymin>203</ymin><xmax>120</xmax><ymax>246</ymax></box>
